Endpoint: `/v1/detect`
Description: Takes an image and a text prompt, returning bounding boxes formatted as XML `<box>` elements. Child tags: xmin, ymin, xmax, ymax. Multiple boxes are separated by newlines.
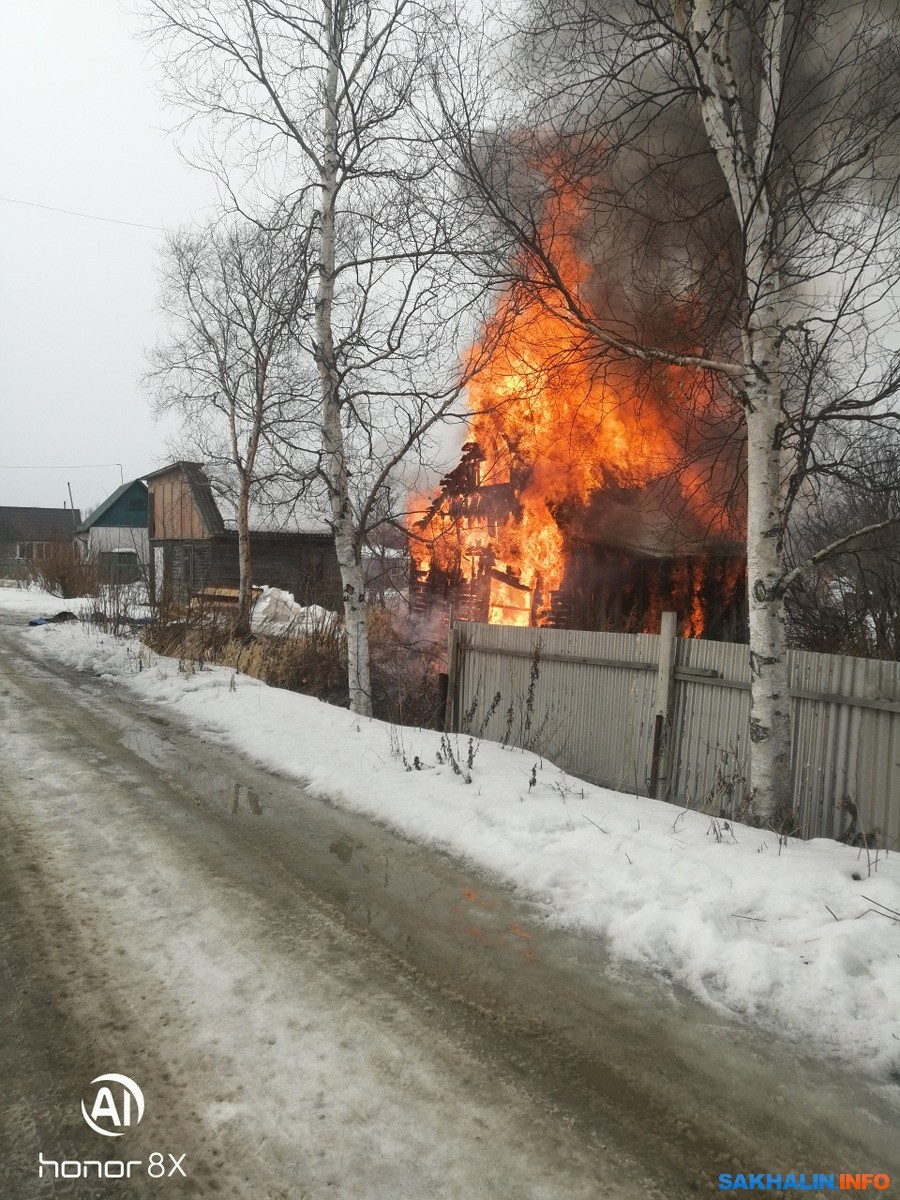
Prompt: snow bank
<box><xmin>0</xmin><ymin>582</ymin><xmax>95</xmax><ymax>619</ymax></box>
<box><xmin>250</xmin><ymin>587</ymin><xmax>337</xmax><ymax>636</ymax></box>
<box><xmin>14</xmin><ymin>598</ymin><xmax>900</xmax><ymax>1078</ymax></box>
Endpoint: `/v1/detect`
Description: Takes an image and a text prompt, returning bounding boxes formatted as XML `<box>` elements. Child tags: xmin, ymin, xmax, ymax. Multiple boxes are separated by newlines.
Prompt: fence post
<box><xmin>649</xmin><ymin>611</ymin><xmax>678</xmax><ymax>799</ymax></box>
<box><xmin>444</xmin><ymin>619</ymin><xmax>460</xmax><ymax>732</ymax></box>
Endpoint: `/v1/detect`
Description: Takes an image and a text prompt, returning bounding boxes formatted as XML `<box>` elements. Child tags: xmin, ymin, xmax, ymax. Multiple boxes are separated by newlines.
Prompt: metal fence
<box><xmin>447</xmin><ymin>617</ymin><xmax>900</xmax><ymax>848</ymax></box>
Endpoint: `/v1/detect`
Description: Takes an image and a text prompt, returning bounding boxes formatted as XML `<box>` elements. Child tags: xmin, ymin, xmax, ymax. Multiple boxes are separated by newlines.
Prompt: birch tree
<box><xmin>148</xmin><ymin>212</ymin><xmax>315</xmax><ymax>637</ymax></box>
<box><xmin>144</xmin><ymin>0</ymin><xmax>491</xmax><ymax>715</ymax></box>
<box><xmin>445</xmin><ymin>0</ymin><xmax>900</xmax><ymax>824</ymax></box>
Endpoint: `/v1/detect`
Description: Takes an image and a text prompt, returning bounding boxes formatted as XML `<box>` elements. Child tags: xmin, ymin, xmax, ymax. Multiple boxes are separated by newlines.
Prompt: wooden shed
<box><xmin>145</xmin><ymin>462</ymin><xmax>341</xmax><ymax>612</ymax></box>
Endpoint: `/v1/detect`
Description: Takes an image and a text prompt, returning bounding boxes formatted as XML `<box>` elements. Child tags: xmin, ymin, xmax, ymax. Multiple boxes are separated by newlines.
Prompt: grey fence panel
<box><xmin>854</xmin><ymin>706</ymin><xmax>900</xmax><ymax>846</ymax></box>
<box><xmin>454</xmin><ymin>622</ymin><xmax>659</xmax><ymax>794</ymax></box>
<box><xmin>667</xmin><ymin>638</ymin><xmax>752</xmax><ymax>812</ymax></box>
<box><xmin>789</xmin><ymin>649</ymin><xmax>900</xmax><ymax>843</ymax></box>
<box><xmin>677</xmin><ymin>636</ymin><xmax>749</xmax><ymax>682</ymax></box>
<box><xmin>668</xmin><ymin>676</ymin><xmax>751</xmax><ymax>812</ymax></box>
<box><xmin>451</xmin><ymin>620</ymin><xmax>900</xmax><ymax>848</ymax></box>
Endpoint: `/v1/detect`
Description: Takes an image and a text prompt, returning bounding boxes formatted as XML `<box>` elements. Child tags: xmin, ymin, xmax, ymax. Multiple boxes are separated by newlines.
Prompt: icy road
<box><xmin>0</xmin><ymin>615</ymin><xmax>897</xmax><ymax>1198</ymax></box>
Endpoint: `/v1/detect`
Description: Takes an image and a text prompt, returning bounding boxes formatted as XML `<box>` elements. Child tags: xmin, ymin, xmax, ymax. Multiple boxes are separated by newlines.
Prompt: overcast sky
<box><xmin>0</xmin><ymin>3</ymin><xmax>217</xmax><ymax>512</ymax></box>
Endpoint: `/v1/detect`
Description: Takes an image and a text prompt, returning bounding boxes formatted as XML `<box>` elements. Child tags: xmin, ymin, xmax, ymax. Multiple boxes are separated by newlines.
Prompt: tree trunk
<box><xmin>741</xmin><ymin>181</ymin><xmax>794</xmax><ymax>826</ymax></box>
<box><xmin>689</xmin><ymin>0</ymin><xmax>793</xmax><ymax>825</ymax></box>
<box><xmin>744</xmin><ymin>379</ymin><xmax>793</xmax><ymax>825</ymax></box>
<box><xmin>316</xmin><ymin>6</ymin><xmax>373</xmax><ymax>716</ymax></box>
<box><xmin>329</xmin><ymin>450</ymin><xmax>372</xmax><ymax>717</ymax></box>
<box><xmin>234</xmin><ymin>474</ymin><xmax>254</xmax><ymax>639</ymax></box>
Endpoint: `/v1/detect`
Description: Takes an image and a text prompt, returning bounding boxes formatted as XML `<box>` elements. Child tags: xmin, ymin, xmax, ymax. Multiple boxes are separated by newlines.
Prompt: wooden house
<box><xmin>411</xmin><ymin>443</ymin><xmax>748</xmax><ymax>640</ymax></box>
<box><xmin>0</xmin><ymin>506</ymin><xmax>81</xmax><ymax>575</ymax></box>
<box><xmin>145</xmin><ymin>462</ymin><xmax>342</xmax><ymax>611</ymax></box>
<box><xmin>75</xmin><ymin>480</ymin><xmax>149</xmax><ymax>583</ymax></box>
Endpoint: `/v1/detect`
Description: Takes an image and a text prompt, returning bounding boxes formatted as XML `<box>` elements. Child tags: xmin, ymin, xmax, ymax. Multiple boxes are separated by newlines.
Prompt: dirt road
<box><xmin>1</xmin><ymin>616</ymin><xmax>897</xmax><ymax>1198</ymax></box>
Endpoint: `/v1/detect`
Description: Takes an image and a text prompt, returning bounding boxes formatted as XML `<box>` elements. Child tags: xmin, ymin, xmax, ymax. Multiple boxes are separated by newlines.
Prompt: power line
<box><xmin>0</xmin><ymin>194</ymin><xmax>166</xmax><ymax>232</ymax></box>
<box><xmin>0</xmin><ymin>463</ymin><xmax>125</xmax><ymax>482</ymax></box>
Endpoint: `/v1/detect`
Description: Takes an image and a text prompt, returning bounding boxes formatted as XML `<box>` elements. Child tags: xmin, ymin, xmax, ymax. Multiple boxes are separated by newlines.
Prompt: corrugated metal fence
<box><xmin>447</xmin><ymin>618</ymin><xmax>900</xmax><ymax>848</ymax></box>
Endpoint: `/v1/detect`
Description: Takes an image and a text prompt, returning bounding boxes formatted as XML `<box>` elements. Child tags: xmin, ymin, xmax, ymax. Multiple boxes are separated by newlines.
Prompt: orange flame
<box><xmin>413</xmin><ymin>163</ymin><xmax>743</xmax><ymax>632</ymax></box>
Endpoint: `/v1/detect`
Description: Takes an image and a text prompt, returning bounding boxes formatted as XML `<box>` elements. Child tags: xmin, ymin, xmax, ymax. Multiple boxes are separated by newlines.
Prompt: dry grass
<box><xmin>145</xmin><ymin>617</ymin><xmax>349</xmax><ymax>705</ymax></box>
<box><xmin>142</xmin><ymin>602</ymin><xmax>446</xmax><ymax>727</ymax></box>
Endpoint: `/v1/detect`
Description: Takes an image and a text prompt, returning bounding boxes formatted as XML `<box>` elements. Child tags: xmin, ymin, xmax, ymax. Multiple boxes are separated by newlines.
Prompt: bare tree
<box><xmin>442</xmin><ymin>0</ymin><xmax>900</xmax><ymax>824</ymax></box>
<box><xmin>148</xmin><ymin>211</ymin><xmax>316</xmax><ymax>636</ymax></box>
<box><xmin>787</xmin><ymin>431</ymin><xmax>900</xmax><ymax>659</ymax></box>
<box><xmin>143</xmin><ymin>0</ymin><xmax>494</xmax><ymax>715</ymax></box>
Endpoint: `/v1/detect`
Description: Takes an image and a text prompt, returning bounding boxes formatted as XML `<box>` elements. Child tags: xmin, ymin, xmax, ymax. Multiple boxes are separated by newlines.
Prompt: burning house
<box><xmin>410</xmin><ymin>175</ymin><xmax>747</xmax><ymax>640</ymax></box>
<box><xmin>411</xmin><ymin>444</ymin><xmax>746</xmax><ymax>638</ymax></box>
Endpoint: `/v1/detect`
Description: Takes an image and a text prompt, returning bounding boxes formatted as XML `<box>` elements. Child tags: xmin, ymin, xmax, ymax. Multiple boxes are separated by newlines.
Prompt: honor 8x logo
<box><xmin>37</xmin><ymin>1074</ymin><xmax>186</xmax><ymax>1182</ymax></box>
<box><xmin>81</xmin><ymin>1074</ymin><xmax>145</xmax><ymax>1138</ymax></box>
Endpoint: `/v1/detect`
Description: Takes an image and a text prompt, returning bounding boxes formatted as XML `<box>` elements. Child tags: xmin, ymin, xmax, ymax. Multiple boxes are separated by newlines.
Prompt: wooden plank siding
<box><xmin>146</xmin><ymin>462</ymin><xmax>342</xmax><ymax>614</ymax></box>
<box><xmin>152</xmin><ymin>533</ymin><xmax>342</xmax><ymax>611</ymax></box>
<box><xmin>148</xmin><ymin>475</ymin><xmax>209</xmax><ymax>541</ymax></box>
<box><xmin>202</xmin><ymin>533</ymin><xmax>342</xmax><ymax>608</ymax></box>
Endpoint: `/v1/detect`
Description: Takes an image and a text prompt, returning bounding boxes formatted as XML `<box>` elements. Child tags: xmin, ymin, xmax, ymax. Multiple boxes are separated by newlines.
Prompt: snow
<box><xmin>0</xmin><ymin>582</ymin><xmax>95</xmax><ymax>619</ymax></box>
<box><xmin>251</xmin><ymin>587</ymin><xmax>338</xmax><ymax>636</ymax></box>
<box><xmin>0</xmin><ymin>580</ymin><xmax>150</xmax><ymax>622</ymax></box>
<box><xmin>7</xmin><ymin>585</ymin><xmax>900</xmax><ymax>1079</ymax></box>
<box><xmin>0</xmin><ymin>641</ymin><xmax>627</xmax><ymax>1198</ymax></box>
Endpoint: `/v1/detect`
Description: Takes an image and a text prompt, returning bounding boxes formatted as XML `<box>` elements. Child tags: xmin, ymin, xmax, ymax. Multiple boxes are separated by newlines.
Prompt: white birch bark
<box><xmin>316</xmin><ymin>3</ymin><xmax>373</xmax><ymax>717</ymax></box>
<box><xmin>145</xmin><ymin>0</ymin><xmax>494</xmax><ymax>719</ymax></box>
<box><xmin>689</xmin><ymin>0</ymin><xmax>793</xmax><ymax>822</ymax></box>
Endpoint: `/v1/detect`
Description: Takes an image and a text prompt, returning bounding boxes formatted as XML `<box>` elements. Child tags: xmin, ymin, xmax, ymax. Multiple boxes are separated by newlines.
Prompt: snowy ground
<box><xmin>0</xmin><ymin>583</ymin><xmax>97</xmax><ymax>618</ymax></box>
<box><xmin>5</xmin><ymin>584</ymin><xmax>900</xmax><ymax>1082</ymax></box>
<box><xmin>2</xmin><ymin>625</ymin><xmax>651</xmax><ymax>1198</ymax></box>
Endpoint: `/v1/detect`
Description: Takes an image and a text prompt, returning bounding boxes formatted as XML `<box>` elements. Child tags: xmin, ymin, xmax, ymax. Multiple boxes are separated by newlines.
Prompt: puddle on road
<box><xmin>329</xmin><ymin>835</ymin><xmax>354</xmax><ymax>863</ymax></box>
<box><xmin>123</xmin><ymin>725</ymin><xmax>266</xmax><ymax>821</ymax></box>
<box><xmin>120</xmin><ymin>727</ymin><xmax>177</xmax><ymax>767</ymax></box>
<box><xmin>115</xmin><ymin>715</ymin><xmax>548</xmax><ymax>978</ymax></box>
